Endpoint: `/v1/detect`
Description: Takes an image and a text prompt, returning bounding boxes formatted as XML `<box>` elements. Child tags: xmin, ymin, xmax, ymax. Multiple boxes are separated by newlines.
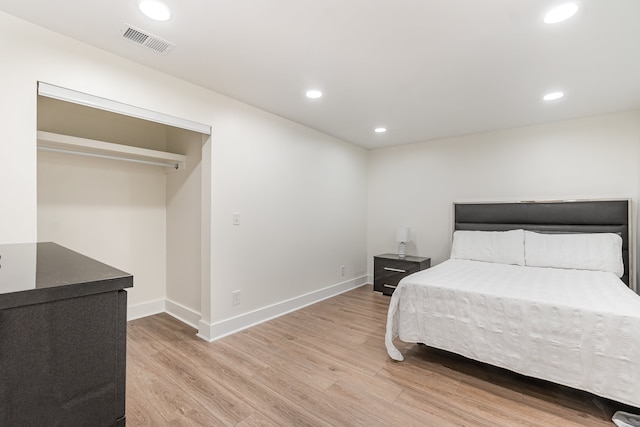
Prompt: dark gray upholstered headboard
<box><xmin>454</xmin><ymin>200</ymin><xmax>631</xmax><ymax>286</ymax></box>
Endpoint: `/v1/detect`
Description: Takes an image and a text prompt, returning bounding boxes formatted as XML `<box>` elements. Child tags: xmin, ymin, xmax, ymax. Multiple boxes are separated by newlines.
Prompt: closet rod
<box><xmin>38</xmin><ymin>146</ymin><xmax>180</xmax><ymax>169</ymax></box>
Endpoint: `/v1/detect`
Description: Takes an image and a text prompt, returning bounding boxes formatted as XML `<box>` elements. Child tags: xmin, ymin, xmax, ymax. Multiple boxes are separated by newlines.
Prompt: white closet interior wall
<box><xmin>37</xmin><ymin>96</ymin><xmax>203</xmax><ymax>320</ymax></box>
<box><xmin>166</xmin><ymin>127</ymin><xmax>202</xmax><ymax>320</ymax></box>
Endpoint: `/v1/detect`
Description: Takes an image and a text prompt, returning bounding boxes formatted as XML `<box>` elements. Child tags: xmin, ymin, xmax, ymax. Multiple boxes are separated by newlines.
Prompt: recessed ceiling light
<box><xmin>374</xmin><ymin>127</ymin><xmax>387</xmax><ymax>133</ymax></box>
<box><xmin>543</xmin><ymin>91</ymin><xmax>564</xmax><ymax>101</ymax></box>
<box><xmin>139</xmin><ymin>0</ymin><xmax>171</xmax><ymax>21</ymax></box>
<box><xmin>305</xmin><ymin>90</ymin><xmax>323</xmax><ymax>99</ymax></box>
<box><xmin>544</xmin><ymin>3</ymin><xmax>579</xmax><ymax>24</ymax></box>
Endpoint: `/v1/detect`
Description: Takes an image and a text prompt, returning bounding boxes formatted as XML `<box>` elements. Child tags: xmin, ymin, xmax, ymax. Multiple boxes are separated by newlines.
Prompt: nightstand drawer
<box><xmin>373</xmin><ymin>254</ymin><xmax>430</xmax><ymax>295</ymax></box>
<box><xmin>374</xmin><ymin>263</ymin><xmax>419</xmax><ymax>294</ymax></box>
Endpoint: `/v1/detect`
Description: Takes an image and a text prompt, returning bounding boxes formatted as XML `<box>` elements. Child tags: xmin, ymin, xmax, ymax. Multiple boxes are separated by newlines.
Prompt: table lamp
<box><xmin>396</xmin><ymin>227</ymin><xmax>410</xmax><ymax>258</ymax></box>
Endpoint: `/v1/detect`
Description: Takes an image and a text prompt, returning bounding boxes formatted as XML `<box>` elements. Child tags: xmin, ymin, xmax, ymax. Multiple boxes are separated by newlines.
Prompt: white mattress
<box><xmin>385</xmin><ymin>259</ymin><xmax>640</xmax><ymax>407</ymax></box>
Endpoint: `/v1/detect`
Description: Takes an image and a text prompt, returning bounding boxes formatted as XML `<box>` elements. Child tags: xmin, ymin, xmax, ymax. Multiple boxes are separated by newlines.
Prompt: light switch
<box><xmin>233</xmin><ymin>212</ymin><xmax>240</xmax><ymax>225</ymax></box>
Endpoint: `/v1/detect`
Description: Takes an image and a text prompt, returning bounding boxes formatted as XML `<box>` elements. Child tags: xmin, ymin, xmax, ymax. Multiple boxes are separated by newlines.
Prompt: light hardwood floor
<box><xmin>126</xmin><ymin>285</ymin><xmax>633</xmax><ymax>426</ymax></box>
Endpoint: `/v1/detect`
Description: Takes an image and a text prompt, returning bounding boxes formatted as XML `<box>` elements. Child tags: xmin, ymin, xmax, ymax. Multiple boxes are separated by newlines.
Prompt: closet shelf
<box><xmin>37</xmin><ymin>131</ymin><xmax>186</xmax><ymax>171</ymax></box>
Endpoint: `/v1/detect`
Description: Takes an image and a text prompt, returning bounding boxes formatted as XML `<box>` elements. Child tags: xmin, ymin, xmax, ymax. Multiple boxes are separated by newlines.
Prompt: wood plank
<box><xmin>126</xmin><ymin>285</ymin><xmax>632</xmax><ymax>426</ymax></box>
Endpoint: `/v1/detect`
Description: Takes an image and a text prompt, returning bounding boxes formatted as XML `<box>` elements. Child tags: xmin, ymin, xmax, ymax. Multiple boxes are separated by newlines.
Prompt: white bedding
<box><xmin>385</xmin><ymin>259</ymin><xmax>640</xmax><ymax>407</ymax></box>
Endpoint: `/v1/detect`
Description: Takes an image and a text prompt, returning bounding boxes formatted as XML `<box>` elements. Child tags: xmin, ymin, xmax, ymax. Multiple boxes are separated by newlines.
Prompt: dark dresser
<box><xmin>0</xmin><ymin>242</ymin><xmax>133</xmax><ymax>427</ymax></box>
<box><xmin>373</xmin><ymin>253</ymin><xmax>430</xmax><ymax>295</ymax></box>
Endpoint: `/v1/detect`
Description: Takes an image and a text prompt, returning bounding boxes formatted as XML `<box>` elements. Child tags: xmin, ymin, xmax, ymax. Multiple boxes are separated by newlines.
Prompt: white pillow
<box><xmin>451</xmin><ymin>229</ymin><xmax>525</xmax><ymax>266</ymax></box>
<box><xmin>524</xmin><ymin>231</ymin><xmax>624</xmax><ymax>277</ymax></box>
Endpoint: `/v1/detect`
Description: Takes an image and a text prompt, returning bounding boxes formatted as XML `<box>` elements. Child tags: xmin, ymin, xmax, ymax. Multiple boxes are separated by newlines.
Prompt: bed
<box><xmin>385</xmin><ymin>199</ymin><xmax>640</xmax><ymax>408</ymax></box>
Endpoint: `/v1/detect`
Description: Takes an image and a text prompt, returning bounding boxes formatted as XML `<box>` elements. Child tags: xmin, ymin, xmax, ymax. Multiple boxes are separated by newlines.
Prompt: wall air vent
<box><xmin>120</xmin><ymin>24</ymin><xmax>175</xmax><ymax>55</ymax></box>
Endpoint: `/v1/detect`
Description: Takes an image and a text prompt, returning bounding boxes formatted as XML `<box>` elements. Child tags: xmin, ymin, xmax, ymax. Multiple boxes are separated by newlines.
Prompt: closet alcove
<box><xmin>36</xmin><ymin>83</ymin><xmax>210</xmax><ymax>326</ymax></box>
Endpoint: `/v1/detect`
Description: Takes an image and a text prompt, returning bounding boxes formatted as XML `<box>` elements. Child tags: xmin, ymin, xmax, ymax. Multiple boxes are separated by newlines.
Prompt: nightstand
<box><xmin>373</xmin><ymin>254</ymin><xmax>431</xmax><ymax>296</ymax></box>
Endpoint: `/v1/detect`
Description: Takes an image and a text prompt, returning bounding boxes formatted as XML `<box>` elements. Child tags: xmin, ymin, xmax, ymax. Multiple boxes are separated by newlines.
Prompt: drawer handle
<box><xmin>383</xmin><ymin>284</ymin><xmax>397</xmax><ymax>289</ymax></box>
<box><xmin>384</xmin><ymin>267</ymin><xmax>406</xmax><ymax>273</ymax></box>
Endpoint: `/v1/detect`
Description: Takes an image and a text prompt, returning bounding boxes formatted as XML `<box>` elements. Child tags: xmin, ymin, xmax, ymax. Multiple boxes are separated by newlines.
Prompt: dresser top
<box><xmin>0</xmin><ymin>242</ymin><xmax>132</xmax><ymax>309</ymax></box>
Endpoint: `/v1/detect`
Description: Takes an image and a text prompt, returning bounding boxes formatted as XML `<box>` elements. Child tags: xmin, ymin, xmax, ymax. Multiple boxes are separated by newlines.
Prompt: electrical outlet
<box><xmin>340</xmin><ymin>265</ymin><xmax>345</xmax><ymax>276</ymax></box>
<box><xmin>232</xmin><ymin>290</ymin><xmax>241</xmax><ymax>306</ymax></box>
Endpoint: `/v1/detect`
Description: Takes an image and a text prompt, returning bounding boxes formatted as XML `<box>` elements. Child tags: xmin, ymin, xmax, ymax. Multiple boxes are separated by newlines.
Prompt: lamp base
<box><xmin>397</xmin><ymin>242</ymin><xmax>407</xmax><ymax>258</ymax></box>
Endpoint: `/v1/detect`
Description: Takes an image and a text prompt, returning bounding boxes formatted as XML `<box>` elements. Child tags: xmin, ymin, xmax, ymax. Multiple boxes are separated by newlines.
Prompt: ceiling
<box><xmin>1</xmin><ymin>0</ymin><xmax>639</xmax><ymax>149</ymax></box>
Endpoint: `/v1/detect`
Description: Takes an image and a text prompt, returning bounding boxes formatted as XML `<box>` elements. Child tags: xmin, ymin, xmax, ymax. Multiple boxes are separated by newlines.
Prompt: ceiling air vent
<box><xmin>120</xmin><ymin>24</ymin><xmax>175</xmax><ymax>55</ymax></box>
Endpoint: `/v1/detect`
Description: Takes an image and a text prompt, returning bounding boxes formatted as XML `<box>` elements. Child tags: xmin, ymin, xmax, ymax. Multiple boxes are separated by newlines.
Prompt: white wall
<box><xmin>38</xmin><ymin>151</ymin><xmax>168</xmax><ymax>306</ymax></box>
<box><xmin>0</xmin><ymin>11</ymin><xmax>369</xmax><ymax>338</ymax></box>
<box><xmin>368</xmin><ymin>111</ymin><xmax>640</xmax><ymax>281</ymax></box>
<box><xmin>166</xmin><ymin>128</ymin><xmax>203</xmax><ymax>325</ymax></box>
<box><xmin>205</xmin><ymin>104</ymin><xmax>368</xmax><ymax>338</ymax></box>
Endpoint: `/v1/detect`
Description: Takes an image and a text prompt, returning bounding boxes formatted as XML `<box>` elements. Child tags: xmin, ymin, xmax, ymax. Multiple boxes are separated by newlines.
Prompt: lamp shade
<box><xmin>396</xmin><ymin>227</ymin><xmax>410</xmax><ymax>243</ymax></box>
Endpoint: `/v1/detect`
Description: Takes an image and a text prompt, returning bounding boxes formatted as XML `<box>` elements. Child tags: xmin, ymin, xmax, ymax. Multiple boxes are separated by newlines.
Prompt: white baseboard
<box><xmin>128</xmin><ymin>276</ymin><xmax>369</xmax><ymax>342</ymax></box>
<box><xmin>127</xmin><ymin>298</ymin><xmax>165</xmax><ymax>321</ymax></box>
<box><xmin>165</xmin><ymin>298</ymin><xmax>200</xmax><ymax>329</ymax></box>
<box><xmin>127</xmin><ymin>297</ymin><xmax>201</xmax><ymax>328</ymax></box>
<box><xmin>196</xmin><ymin>275</ymin><xmax>369</xmax><ymax>342</ymax></box>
